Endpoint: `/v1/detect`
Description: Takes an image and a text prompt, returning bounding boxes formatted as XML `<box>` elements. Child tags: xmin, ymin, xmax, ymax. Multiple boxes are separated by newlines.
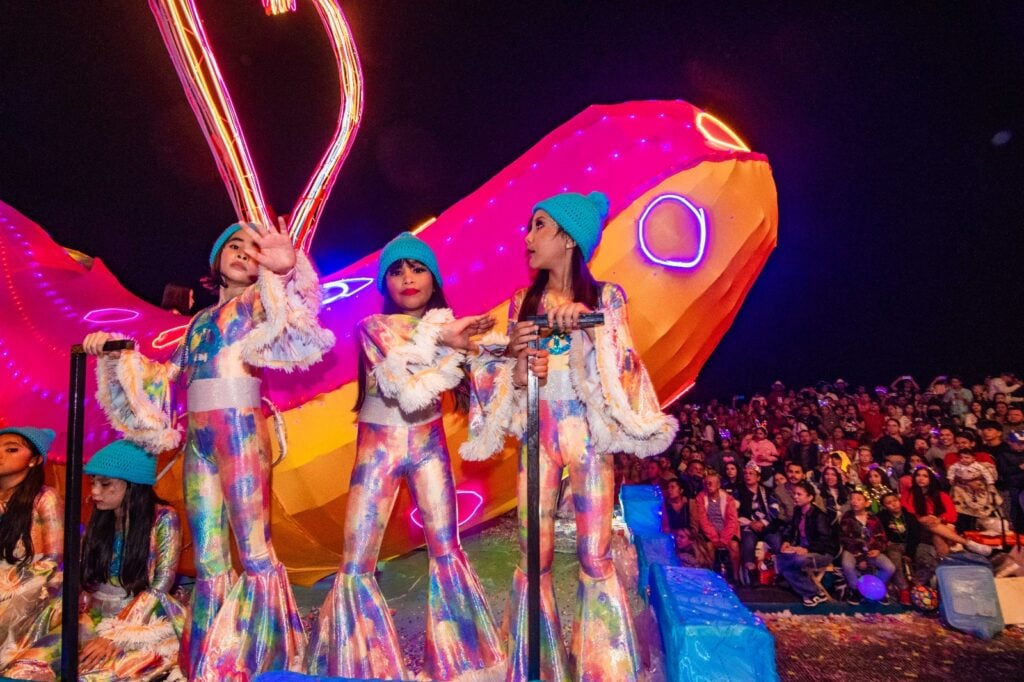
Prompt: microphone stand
<box><xmin>62</xmin><ymin>339</ymin><xmax>134</xmax><ymax>681</ymax></box>
<box><xmin>523</xmin><ymin>313</ymin><xmax>603</xmax><ymax>680</ymax></box>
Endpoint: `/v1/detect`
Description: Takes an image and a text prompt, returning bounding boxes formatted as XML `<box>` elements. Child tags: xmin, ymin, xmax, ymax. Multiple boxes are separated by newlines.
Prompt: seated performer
<box><xmin>0</xmin><ymin>427</ymin><xmax>62</xmax><ymax>670</ymax></box>
<box><xmin>307</xmin><ymin>232</ymin><xmax>505</xmax><ymax>681</ymax></box>
<box><xmin>3</xmin><ymin>439</ymin><xmax>186</xmax><ymax>680</ymax></box>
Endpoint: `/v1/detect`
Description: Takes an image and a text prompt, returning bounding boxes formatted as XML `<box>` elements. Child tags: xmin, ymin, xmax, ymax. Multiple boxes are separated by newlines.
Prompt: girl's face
<box><xmin>867</xmin><ymin>469</ymin><xmax>883</xmax><ymax>486</ymax></box>
<box><xmin>524</xmin><ymin>210</ymin><xmax>573</xmax><ymax>270</ymax></box>
<box><xmin>90</xmin><ymin>476</ymin><xmax>128</xmax><ymax>512</ymax></box>
<box><xmin>823</xmin><ymin>468</ymin><xmax>839</xmax><ymax>486</ymax></box>
<box><xmin>914</xmin><ymin>468</ymin><xmax>931</xmax><ymax>488</ymax></box>
<box><xmin>725</xmin><ymin>462</ymin><xmax>738</xmax><ymax>479</ymax></box>
<box><xmin>218</xmin><ymin>230</ymin><xmax>259</xmax><ymax>287</ymax></box>
<box><xmin>385</xmin><ymin>259</ymin><xmax>434</xmax><ymax>317</ymax></box>
<box><xmin>0</xmin><ymin>434</ymin><xmax>38</xmax><ymax>481</ymax></box>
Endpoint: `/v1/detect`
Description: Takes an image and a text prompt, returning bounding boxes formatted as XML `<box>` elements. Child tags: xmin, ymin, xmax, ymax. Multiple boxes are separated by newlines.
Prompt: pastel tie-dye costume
<box><xmin>3</xmin><ymin>505</ymin><xmax>187</xmax><ymax>681</ymax></box>
<box><xmin>0</xmin><ymin>486</ymin><xmax>63</xmax><ymax>670</ymax></box>
<box><xmin>92</xmin><ymin>254</ymin><xmax>334</xmax><ymax>681</ymax></box>
<box><xmin>307</xmin><ymin>309</ymin><xmax>505</xmax><ymax>681</ymax></box>
<box><xmin>462</xmin><ymin>284</ymin><xmax>677</xmax><ymax>682</ymax></box>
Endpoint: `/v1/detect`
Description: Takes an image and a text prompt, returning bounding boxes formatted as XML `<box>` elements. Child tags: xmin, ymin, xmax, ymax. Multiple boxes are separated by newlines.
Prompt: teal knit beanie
<box><xmin>532</xmin><ymin>191</ymin><xmax>610</xmax><ymax>261</ymax></box>
<box><xmin>209</xmin><ymin>223</ymin><xmax>247</xmax><ymax>268</ymax></box>
<box><xmin>376</xmin><ymin>232</ymin><xmax>443</xmax><ymax>294</ymax></box>
<box><xmin>0</xmin><ymin>427</ymin><xmax>56</xmax><ymax>463</ymax></box>
<box><xmin>84</xmin><ymin>440</ymin><xmax>157</xmax><ymax>486</ymax></box>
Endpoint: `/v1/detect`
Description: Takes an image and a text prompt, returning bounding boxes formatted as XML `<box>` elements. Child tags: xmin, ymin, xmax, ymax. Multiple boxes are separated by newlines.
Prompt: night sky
<box><xmin>2</xmin><ymin>2</ymin><xmax>1022</xmax><ymax>401</ymax></box>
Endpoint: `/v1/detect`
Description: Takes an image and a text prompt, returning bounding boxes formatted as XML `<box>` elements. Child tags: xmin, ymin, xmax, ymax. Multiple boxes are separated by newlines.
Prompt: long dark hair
<box><xmin>517</xmin><ymin>242</ymin><xmax>601</xmax><ymax>321</ymax></box>
<box><xmin>81</xmin><ymin>483</ymin><xmax>167</xmax><ymax>596</ymax></box>
<box><xmin>354</xmin><ymin>259</ymin><xmax>466</xmax><ymax>412</ymax></box>
<box><xmin>0</xmin><ymin>437</ymin><xmax>44</xmax><ymax>565</ymax></box>
<box><xmin>910</xmin><ymin>467</ymin><xmax>945</xmax><ymax>518</ymax></box>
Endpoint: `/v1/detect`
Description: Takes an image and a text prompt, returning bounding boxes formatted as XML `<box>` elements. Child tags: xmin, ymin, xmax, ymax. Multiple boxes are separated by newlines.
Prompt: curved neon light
<box><xmin>695</xmin><ymin>111</ymin><xmax>750</xmax><ymax>152</ymax></box>
<box><xmin>322</xmin><ymin>277</ymin><xmax>374</xmax><ymax>305</ymax></box>
<box><xmin>409</xmin><ymin>489</ymin><xmax>484</xmax><ymax>529</ymax></box>
<box><xmin>150</xmin><ymin>0</ymin><xmax>364</xmax><ymax>252</ymax></box>
<box><xmin>637</xmin><ymin>194</ymin><xmax>708</xmax><ymax>269</ymax></box>
<box><xmin>83</xmin><ymin>307</ymin><xmax>140</xmax><ymax>324</ymax></box>
<box><xmin>151</xmin><ymin>323</ymin><xmax>190</xmax><ymax>350</ymax></box>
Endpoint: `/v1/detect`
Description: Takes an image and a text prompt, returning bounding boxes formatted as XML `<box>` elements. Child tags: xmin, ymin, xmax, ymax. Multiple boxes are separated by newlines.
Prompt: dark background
<box><xmin>2</xmin><ymin>2</ymin><xmax>1022</xmax><ymax>400</ymax></box>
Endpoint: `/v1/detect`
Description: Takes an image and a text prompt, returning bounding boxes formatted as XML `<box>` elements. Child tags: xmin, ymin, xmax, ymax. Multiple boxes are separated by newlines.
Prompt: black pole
<box><xmin>523</xmin><ymin>314</ymin><xmax>602</xmax><ymax>681</ymax></box>
<box><xmin>62</xmin><ymin>340</ymin><xmax>133</xmax><ymax>681</ymax></box>
<box><xmin>526</xmin><ymin>337</ymin><xmax>541</xmax><ymax>682</ymax></box>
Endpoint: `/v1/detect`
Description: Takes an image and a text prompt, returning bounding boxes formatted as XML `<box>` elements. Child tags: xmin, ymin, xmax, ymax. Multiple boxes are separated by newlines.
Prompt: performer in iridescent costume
<box><xmin>83</xmin><ymin>220</ymin><xmax>334</xmax><ymax>681</ymax></box>
<box><xmin>0</xmin><ymin>427</ymin><xmax>62</xmax><ymax>671</ymax></box>
<box><xmin>461</xmin><ymin>192</ymin><xmax>678</xmax><ymax>682</ymax></box>
<box><xmin>307</xmin><ymin>232</ymin><xmax>506</xmax><ymax>681</ymax></box>
<box><xmin>3</xmin><ymin>439</ymin><xmax>186</xmax><ymax>681</ymax></box>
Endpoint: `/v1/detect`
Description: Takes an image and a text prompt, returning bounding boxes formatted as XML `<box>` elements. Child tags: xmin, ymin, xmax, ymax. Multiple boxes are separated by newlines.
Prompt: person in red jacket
<box><xmin>901</xmin><ymin>466</ymin><xmax>991</xmax><ymax>557</ymax></box>
<box><xmin>693</xmin><ymin>470</ymin><xmax>741</xmax><ymax>580</ymax></box>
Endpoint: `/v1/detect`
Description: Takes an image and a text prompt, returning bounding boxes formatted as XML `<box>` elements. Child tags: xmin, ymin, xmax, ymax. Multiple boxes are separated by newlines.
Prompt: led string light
<box><xmin>409</xmin><ymin>489</ymin><xmax>484</xmax><ymax>529</ymax></box>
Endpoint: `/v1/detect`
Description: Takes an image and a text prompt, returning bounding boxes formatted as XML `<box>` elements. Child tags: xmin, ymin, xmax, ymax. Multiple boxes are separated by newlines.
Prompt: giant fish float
<box><xmin>0</xmin><ymin>1</ymin><xmax>777</xmax><ymax>584</ymax></box>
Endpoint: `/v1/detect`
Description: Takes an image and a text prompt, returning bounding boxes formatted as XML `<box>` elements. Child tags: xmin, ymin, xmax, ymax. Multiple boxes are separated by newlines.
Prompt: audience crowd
<box><xmin>617</xmin><ymin>373</ymin><xmax>1024</xmax><ymax>607</ymax></box>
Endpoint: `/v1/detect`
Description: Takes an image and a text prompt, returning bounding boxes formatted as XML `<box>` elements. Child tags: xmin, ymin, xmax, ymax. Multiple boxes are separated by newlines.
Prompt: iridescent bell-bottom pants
<box><xmin>180</xmin><ymin>406</ymin><xmax>306</xmax><ymax>681</ymax></box>
<box><xmin>505</xmin><ymin>399</ymin><xmax>640</xmax><ymax>682</ymax></box>
<box><xmin>307</xmin><ymin>418</ymin><xmax>504</xmax><ymax>680</ymax></box>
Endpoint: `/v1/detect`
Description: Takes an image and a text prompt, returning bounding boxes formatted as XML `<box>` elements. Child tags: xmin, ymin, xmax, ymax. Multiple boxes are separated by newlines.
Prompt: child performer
<box><xmin>461</xmin><ymin>192</ymin><xmax>678</xmax><ymax>681</ymax></box>
<box><xmin>3</xmin><ymin>440</ymin><xmax>186</xmax><ymax>680</ymax></box>
<box><xmin>83</xmin><ymin>219</ymin><xmax>334</xmax><ymax>680</ymax></box>
<box><xmin>0</xmin><ymin>427</ymin><xmax>62</xmax><ymax>670</ymax></box>
<box><xmin>307</xmin><ymin>232</ymin><xmax>506</xmax><ymax>681</ymax></box>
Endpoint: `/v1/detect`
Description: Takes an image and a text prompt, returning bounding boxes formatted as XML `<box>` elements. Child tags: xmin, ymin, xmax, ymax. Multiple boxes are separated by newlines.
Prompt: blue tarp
<box><xmin>650</xmin><ymin>566</ymin><xmax>779</xmax><ymax>682</ymax></box>
<box><xmin>620</xmin><ymin>484</ymin><xmax>665</xmax><ymax>538</ymax></box>
<box><xmin>636</xmin><ymin>533</ymin><xmax>681</xmax><ymax>599</ymax></box>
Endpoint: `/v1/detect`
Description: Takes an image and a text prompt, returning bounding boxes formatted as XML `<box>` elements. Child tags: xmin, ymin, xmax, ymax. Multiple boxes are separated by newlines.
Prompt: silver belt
<box><xmin>358</xmin><ymin>394</ymin><xmax>438</xmax><ymax>427</ymax></box>
<box><xmin>188</xmin><ymin>377</ymin><xmax>262</xmax><ymax>412</ymax></box>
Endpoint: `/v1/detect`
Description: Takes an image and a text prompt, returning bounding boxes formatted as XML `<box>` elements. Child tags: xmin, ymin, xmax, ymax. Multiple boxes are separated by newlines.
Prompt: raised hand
<box><xmin>440</xmin><ymin>314</ymin><xmax>496</xmax><ymax>351</ymax></box>
<box><xmin>242</xmin><ymin>217</ymin><xmax>297</xmax><ymax>275</ymax></box>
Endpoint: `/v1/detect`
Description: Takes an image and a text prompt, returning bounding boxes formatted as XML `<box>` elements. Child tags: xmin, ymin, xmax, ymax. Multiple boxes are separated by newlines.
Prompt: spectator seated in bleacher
<box><xmin>775</xmin><ymin>481</ymin><xmax>839</xmax><ymax>607</ymax></box>
<box><xmin>877</xmin><ymin>491</ymin><xmax>935</xmax><ymax>598</ymax></box>
<box><xmin>736</xmin><ymin>462</ymin><xmax>782</xmax><ymax>578</ymax></box>
<box><xmin>902</xmin><ymin>465</ymin><xmax>992</xmax><ymax>557</ymax></box>
<box><xmin>775</xmin><ymin>462</ymin><xmax>823</xmax><ymax>524</ymax></box>
<box><xmin>817</xmin><ymin>465</ymin><xmax>851</xmax><ymax>524</ymax></box>
<box><xmin>861</xmin><ymin>465</ymin><xmax>896</xmax><ymax>514</ymax></box>
<box><xmin>839</xmin><ymin>489</ymin><xmax>895</xmax><ymax>604</ymax></box>
<box><xmin>692</xmin><ymin>470</ymin><xmax>741</xmax><ymax>580</ymax></box>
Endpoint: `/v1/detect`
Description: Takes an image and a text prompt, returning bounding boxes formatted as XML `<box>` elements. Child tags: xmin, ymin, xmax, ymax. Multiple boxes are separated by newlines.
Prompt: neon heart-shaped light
<box><xmin>149</xmin><ymin>0</ymin><xmax>363</xmax><ymax>251</ymax></box>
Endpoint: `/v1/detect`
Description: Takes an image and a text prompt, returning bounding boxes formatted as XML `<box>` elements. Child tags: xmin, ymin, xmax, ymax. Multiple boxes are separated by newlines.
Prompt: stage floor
<box><xmin>286</xmin><ymin>511</ymin><xmax>1024</xmax><ymax>680</ymax></box>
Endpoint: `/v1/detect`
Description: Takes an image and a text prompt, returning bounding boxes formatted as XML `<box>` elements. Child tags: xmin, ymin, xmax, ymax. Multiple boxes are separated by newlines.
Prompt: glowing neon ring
<box><xmin>637</xmin><ymin>194</ymin><xmax>708</xmax><ymax>269</ymax></box>
<box><xmin>410</xmin><ymin>489</ymin><xmax>484</xmax><ymax>529</ymax></box>
<box><xmin>151</xmin><ymin>323</ymin><xmax>190</xmax><ymax>350</ymax></box>
<box><xmin>83</xmin><ymin>307</ymin><xmax>140</xmax><ymax>324</ymax></box>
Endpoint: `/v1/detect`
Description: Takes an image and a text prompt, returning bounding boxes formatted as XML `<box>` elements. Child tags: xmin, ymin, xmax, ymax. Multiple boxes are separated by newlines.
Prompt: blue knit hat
<box><xmin>376</xmin><ymin>232</ymin><xmax>443</xmax><ymax>294</ymax></box>
<box><xmin>209</xmin><ymin>223</ymin><xmax>247</xmax><ymax>267</ymax></box>
<box><xmin>0</xmin><ymin>427</ymin><xmax>56</xmax><ymax>463</ymax></box>
<box><xmin>532</xmin><ymin>191</ymin><xmax>610</xmax><ymax>261</ymax></box>
<box><xmin>84</xmin><ymin>440</ymin><xmax>157</xmax><ymax>486</ymax></box>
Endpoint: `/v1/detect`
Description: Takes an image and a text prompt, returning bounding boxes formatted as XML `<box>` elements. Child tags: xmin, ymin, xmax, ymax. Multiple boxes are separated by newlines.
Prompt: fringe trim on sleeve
<box><xmin>568</xmin><ymin>307</ymin><xmax>677</xmax><ymax>458</ymax></box>
<box><xmin>372</xmin><ymin>308</ymin><xmax>467</xmax><ymax>414</ymax></box>
<box><xmin>95</xmin><ymin>351</ymin><xmax>182</xmax><ymax>454</ymax></box>
<box><xmin>241</xmin><ymin>251</ymin><xmax>336</xmax><ymax>372</ymax></box>
<box><xmin>459</xmin><ymin>348</ymin><xmax>524</xmax><ymax>462</ymax></box>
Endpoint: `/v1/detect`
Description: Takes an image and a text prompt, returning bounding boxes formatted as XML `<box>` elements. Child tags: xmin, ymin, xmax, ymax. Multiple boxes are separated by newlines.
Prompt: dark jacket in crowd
<box><xmin>839</xmin><ymin>510</ymin><xmax>888</xmax><ymax>556</ymax></box>
<box><xmin>736</xmin><ymin>484</ymin><xmax>781</xmax><ymax>532</ymax></box>
<box><xmin>995</xmin><ymin>446</ymin><xmax>1024</xmax><ymax>490</ymax></box>
<box><xmin>877</xmin><ymin>506</ymin><xmax>921</xmax><ymax>558</ymax></box>
<box><xmin>782</xmin><ymin>504</ymin><xmax>838</xmax><ymax>556</ymax></box>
